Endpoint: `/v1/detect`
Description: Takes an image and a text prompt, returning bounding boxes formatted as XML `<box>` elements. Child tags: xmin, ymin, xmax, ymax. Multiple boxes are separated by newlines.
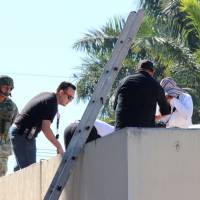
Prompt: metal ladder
<box><xmin>44</xmin><ymin>10</ymin><xmax>144</xmax><ymax>200</ymax></box>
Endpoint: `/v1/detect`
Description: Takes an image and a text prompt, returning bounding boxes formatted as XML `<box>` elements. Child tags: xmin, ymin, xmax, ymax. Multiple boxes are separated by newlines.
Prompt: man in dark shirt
<box><xmin>114</xmin><ymin>59</ymin><xmax>171</xmax><ymax>130</ymax></box>
<box><xmin>9</xmin><ymin>81</ymin><xmax>76</xmax><ymax>170</ymax></box>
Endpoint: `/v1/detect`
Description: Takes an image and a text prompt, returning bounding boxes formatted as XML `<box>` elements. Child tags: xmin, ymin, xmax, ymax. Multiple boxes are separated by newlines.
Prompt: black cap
<box><xmin>138</xmin><ymin>59</ymin><xmax>154</xmax><ymax>71</ymax></box>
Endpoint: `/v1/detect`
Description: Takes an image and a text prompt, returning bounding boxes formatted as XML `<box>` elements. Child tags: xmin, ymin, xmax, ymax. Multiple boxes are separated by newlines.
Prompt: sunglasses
<box><xmin>64</xmin><ymin>92</ymin><xmax>74</xmax><ymax>101</ymax></box>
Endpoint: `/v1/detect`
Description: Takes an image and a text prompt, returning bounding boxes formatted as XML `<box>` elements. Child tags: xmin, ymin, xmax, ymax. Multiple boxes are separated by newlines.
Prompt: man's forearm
<box><xmin>41</xmin><ymin>120</ymin><xmax>64</xmax><ymax>154</ymax></box>
<box><xmin>43</xmin><ymin>128</ymin><xmax>62</xmax><ymax>149</ymax></box>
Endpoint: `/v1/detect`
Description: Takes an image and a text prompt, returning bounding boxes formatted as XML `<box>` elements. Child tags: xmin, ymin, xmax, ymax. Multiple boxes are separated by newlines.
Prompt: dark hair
<box><xmin>56</xmin><ymin>81</ymin><xmax>76</xmax><ymax>93</ymax></box>
<box><xmin>138</xmin><ymin>59</ymin><xmax>154</xmax><ymax>72</ymax></box>
<box><xmin>64</xmin><ymin>122</ymin><xmax>100</xmax><ymax>149</ymax></box>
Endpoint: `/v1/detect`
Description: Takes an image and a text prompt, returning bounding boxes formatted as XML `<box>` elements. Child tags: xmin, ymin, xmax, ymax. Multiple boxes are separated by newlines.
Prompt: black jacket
<box><xmin>114</xmin><ymin>70</ymin><xmax>171</xmax><ymax>129</ymax></box>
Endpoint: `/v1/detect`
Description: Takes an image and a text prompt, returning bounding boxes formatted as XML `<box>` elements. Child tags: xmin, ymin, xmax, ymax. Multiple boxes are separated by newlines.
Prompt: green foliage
<box><xmin>180</xmin><ymin>0</ymin><xmax>200</xmax><ymax>40</ymax></box>
<box><xmin>73</xmin><ymin>16</ymin><xmax>125</xmax><ymax>56</ymax></box>
<box><xmin>73</xmin><ymin>0</ymin><xmax>200</xmax><ymax>123</ymax></box>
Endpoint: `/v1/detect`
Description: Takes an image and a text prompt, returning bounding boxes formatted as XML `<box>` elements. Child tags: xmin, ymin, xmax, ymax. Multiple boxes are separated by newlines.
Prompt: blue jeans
<box><xmin>9</xmin><ymin>125</ymin><xmax>36</xmax><ymax>171</ymax></box>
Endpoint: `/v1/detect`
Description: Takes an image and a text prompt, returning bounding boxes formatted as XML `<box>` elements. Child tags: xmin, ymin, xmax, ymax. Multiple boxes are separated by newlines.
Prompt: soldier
<box><xmin>0</xmin><ymin>75</ymin><xmax>18</xmax><ymax>177</ymax></box>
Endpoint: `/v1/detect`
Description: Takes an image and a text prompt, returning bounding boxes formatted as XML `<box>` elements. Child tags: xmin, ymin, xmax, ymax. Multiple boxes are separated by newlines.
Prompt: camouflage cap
<box><xmin>0</xmin><ymin>75</ymin><xmax>14</xmax><ymax>90</ymax></box>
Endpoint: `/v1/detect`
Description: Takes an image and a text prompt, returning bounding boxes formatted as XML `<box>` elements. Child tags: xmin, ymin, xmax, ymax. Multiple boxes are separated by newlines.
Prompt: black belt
<box><xmin>14</xmin><ymin>123</ymin><xmax>28</xmax><ymax>132</ymax></box>
<box><xmin>14</xmin><ymin>124</ymin><xmax>37</xmax><ymax>139</ymax></box>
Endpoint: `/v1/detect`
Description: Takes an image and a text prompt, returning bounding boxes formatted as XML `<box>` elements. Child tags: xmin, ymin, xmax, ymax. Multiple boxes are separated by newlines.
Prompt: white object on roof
<box><xmin>94</xmin><ymin>119</ymin><xmax>114</xmax><ymax>137</ymax></box>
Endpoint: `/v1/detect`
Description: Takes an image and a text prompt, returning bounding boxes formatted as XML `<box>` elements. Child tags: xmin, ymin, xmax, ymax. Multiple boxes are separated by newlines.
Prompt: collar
<box><xmin>138</xmin><ymin>69</ymin><xmax>153</xmax><ymax>78</ymax></box>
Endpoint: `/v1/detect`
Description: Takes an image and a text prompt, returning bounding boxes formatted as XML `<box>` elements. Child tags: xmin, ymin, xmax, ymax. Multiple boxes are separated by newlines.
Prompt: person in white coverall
<box><xmin>156</xmin><ymin>77</ymin><xmax>193</xmax><ymax>128</ymax></box>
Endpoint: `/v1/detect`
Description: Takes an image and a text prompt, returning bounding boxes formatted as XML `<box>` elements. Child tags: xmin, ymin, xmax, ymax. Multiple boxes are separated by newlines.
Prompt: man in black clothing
<box><xmin>9</xmin><ymin>81</ymin><xmax>76</xmax><ymax>170</ymax></box>
<box><xmin>114</xmin><ymin>60</ymin><xmax>171</xmax><ymax>130</ymax></box>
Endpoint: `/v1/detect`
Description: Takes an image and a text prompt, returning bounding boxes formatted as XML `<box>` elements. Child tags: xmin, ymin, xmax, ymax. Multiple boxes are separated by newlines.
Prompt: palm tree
<box><xmin>139</xmin><ymin>0</ymin><xmax>200</xmax><ymax>122</ymax></box>
<box><xmin>73</xmin><ymin>16</ymin><xmax>137</xmax><ymax>118</ymax></box>
<box><xmin>178</xmin><ymin>0</ymin><xmax>200</xmax><ymax>122</ymax></box>
<box><xmin>73</xmin><ymin>0</ymin><xmax>200</xmax><ymax>122</ymax></box>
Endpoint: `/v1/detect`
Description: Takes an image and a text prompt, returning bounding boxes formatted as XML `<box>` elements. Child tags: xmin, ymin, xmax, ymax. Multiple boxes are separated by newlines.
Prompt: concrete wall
<box><xmin>0</xmin><ymin>163</ymin><xmax>41</xmax><ymax>200</ymax></box>
<box><xmin>127</xmin><ymin>128</ymin><xmax>200</xmax><ymax>200</ymax></box>
<box><xmin>0</xmin><ymin>128</ymin><xmax>200</xmax><ymax>200</ymax></box>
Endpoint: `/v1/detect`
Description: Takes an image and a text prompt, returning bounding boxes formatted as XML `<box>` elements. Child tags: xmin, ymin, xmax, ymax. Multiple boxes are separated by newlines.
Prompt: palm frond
<box><xmin>180</xmin><ymin>0</ymin><xmax>200</xmax><ymax>39</ymax></box>
<box><xmin>72</xmin><ymin>16</ymin><xmax>124</xmax><ymax>55</ymax></box>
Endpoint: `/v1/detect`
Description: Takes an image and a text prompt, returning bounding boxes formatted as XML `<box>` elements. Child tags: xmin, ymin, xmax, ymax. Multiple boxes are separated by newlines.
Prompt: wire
<box><xmin>36</xmin><ymin>148</ymin><xmax>57</xmax><ymax>158</ymax></box>
<box><xmin>37</xmin><ymin>148</ymin><xmax>56</xmax><ymax>151</ymax></box>
<box><xmin>0</xmin><ymin>72</ymin><xmax>73</xmax><ymax>79</ymax></box>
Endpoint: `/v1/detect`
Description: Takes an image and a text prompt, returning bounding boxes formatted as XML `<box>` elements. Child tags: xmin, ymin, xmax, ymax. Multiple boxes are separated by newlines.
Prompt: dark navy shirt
<box><xmin>114</xmin><ymin>70</ymin><xmax>171</xmax><ymax>129</ymax></box>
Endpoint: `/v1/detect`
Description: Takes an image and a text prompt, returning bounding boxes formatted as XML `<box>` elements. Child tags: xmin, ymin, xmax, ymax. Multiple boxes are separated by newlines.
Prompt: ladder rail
<box><xmin>44</xmin><ymin>10</ymin><xmax>144</xmax><ymax>200</ymax></box>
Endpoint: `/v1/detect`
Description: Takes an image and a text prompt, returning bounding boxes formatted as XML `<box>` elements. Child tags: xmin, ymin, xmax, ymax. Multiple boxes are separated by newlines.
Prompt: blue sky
<box><xmin>0</xmin><ymin>0</ymin><xmax>138</xmax><ymax>173</ymax></box>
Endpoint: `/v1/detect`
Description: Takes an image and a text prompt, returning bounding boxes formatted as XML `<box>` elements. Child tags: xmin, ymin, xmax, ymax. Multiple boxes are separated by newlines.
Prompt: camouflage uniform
<box><xmin>0</xmin><ymin>98</ymin><xmax>18</xmax><ymax>176</ymax></box>
<box><xmin>0</xmin><ymin>76</ymin><xmax>18</xmax><ymax>177</ymax></box>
